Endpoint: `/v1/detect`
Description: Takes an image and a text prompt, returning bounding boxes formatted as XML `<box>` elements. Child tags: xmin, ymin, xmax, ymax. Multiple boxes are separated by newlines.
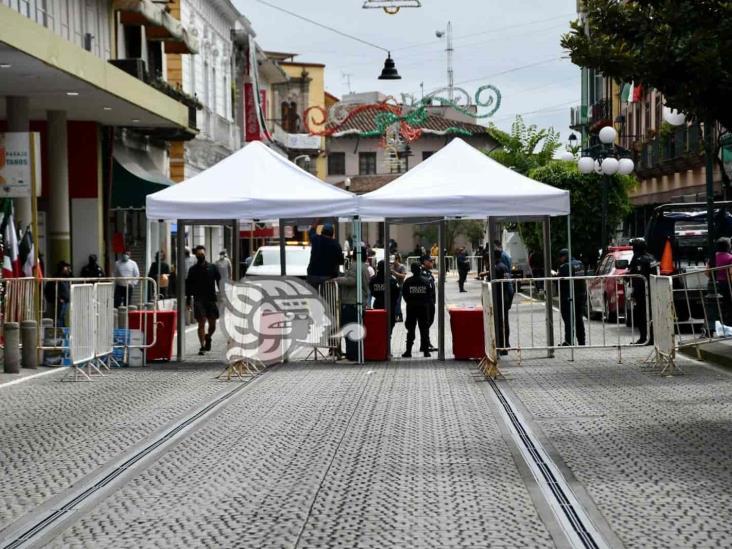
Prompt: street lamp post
<box><xmin>577</xmin><ymin>126</ymin><xmax>635</xmax><ymax>259</ymax></box>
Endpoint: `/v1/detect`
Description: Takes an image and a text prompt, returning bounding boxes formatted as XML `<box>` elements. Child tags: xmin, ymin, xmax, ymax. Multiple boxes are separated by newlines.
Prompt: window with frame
<box><xmin>328</xmin><ymin>152</ymin><xmax>345</xmax><ymax>176</ymax></box>
<box><xmin>35</xmin><ymin>0</ymin><xmax>53</xmax><ymax>28</ymax></box>
<box><xmin>359</xmin><ymin>152</ymin><xmax>377</xmax><ymax>175</ymax></box>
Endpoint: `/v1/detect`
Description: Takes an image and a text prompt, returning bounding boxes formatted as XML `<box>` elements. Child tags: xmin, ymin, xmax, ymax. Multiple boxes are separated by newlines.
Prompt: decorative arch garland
<box><xmin>304</xmin><ymin>85</ymin><xmax>502</xmax><ymax>145</ymax></box>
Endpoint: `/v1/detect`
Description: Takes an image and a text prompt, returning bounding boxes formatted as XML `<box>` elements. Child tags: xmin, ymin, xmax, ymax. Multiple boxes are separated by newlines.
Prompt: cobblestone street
<box><xmin>0</xmin><ymin>280</ymin><xmax>730</xmax><ymax>548</ymax></box>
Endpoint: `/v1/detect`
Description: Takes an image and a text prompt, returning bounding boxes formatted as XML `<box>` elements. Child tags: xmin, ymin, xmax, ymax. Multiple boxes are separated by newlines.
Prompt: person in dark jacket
<box><xmin>370</xmin><ymin>260</ymin><xmax>399</xmax><ymax>333</ymax></box>
<box><xmin>627</xmin><ymin>238</ymin><xmax>656</xmax><ymax>344</ymax></box>
<box><xmin>185</xmin><ymin>246</ymin><xmax>221</xmax><ymax>355</ymax></box>
<box><xmin>558</xmin><ymin>248</ymin><xmax>586</xmax><ymax>346</ymax></box>
<box><xmin>420</xmin><ymin>255</ymin><xmax>438</xmax><ymax>351</ymax></box>
<box><xmin>147</xmin><ymin>251</ymin><xmax>171</xmax><ymax>300</ymax></box>
<box><xmin>480</xmin><ymin>249</ymin><xmax>512</xmax><ymax>354</ymax></box>
<box><xmin>402</xmin><ymin>262</ymin><xmax>432</xmax><ymax>357</ymax></box>
<box><xmin>45</xmin><ymin>261</ymin><xmax>71</xmax><ymax>327</ymax></box>
<box><xmin>456</xmin><ymin>246</ymin><xmax>470</xmax><ymax>292</ymax></box>
<box><xmin>307</xmin><ymin>219</ymin><xmax>343</xmax><ymax>292</ymax></box>
<box><xmin>80</xmin><ymin>254</ymin><xmax>104</xmax><ymax>278</ymax></box>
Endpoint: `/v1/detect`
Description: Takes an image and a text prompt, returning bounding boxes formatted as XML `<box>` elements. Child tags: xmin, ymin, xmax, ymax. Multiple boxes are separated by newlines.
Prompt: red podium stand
<box><xmin>363</xmin><ymin>309</ymin><xmax>388</xmax><ymax>361</ymax></box>
<box><xmin>128</xmin><ymin>310</ymin><xmax>177</xmax><ymax>362</ymax></box>
<box><xmin>449</xmin><ymin>307</ymin><xmax>484</xmax><ymax>360</ymax></box>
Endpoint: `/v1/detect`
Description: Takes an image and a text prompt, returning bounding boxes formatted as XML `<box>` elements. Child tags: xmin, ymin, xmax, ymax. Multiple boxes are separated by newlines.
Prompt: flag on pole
<box><xmin>19</xmin><ymin>225</ymin><xmax>36</xmax><ymax>277</ymax></box>
<box><xmin>620</xmin><ymin>83</ymin><xmax>632</xmax><ymax>103</ymax></box>
<box><xmin>1</xmin><ymin>200</ymin><xmax>20</xmax><ymax>278</ymax></box>
<box><xmin>627</xmin><ymin>82</ymin><xmax>636</xmax><ymax>103</ymax></box>
<box><xmin>632</xmin><ymin>84</ymin><xmax>643</xmax><ymax>103</ymax></box>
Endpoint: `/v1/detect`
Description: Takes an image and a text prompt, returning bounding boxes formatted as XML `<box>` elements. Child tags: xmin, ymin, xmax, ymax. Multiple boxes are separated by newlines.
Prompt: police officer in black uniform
<box><xmin>370</xmin><ymin>260</ymin><xmax>399</xmax><ymax>334</ymax></box>
<box><xmin>402</xmin><ymin>262</ymin><xmax>432</xmax><ymax>358</ymax></box>
<box><xmin>420</xmin><ymin>255</ymin><xmax>438</xmax><ymax>352</ymax></box>
<box><xmin>558</xmin><ymin>248</ymin><xmax>586</xmax><ymax>346</ymax></box>
<box><xmin>628</xmin><ymin>238</ymin><xmax>656</xmax><ymax>344</ymax></box>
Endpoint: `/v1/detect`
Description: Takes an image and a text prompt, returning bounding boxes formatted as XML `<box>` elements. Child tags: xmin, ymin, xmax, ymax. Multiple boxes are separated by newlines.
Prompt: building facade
<box><xmin>1</xmin><ymin>0</ymin><xmax>197</xmax><ymax>277</ymax></box>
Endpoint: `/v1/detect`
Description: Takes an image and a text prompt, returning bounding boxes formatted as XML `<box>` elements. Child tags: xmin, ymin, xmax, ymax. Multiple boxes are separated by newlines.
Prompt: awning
<box><xmin>113</xmin><ymin>0</ymin><xmax>198</xmax><ymax>54</ymax></box>
<box><xmin>112</xmin><ymin>145</ymin><xmax>174</xmax><ymax>209</ymax></box>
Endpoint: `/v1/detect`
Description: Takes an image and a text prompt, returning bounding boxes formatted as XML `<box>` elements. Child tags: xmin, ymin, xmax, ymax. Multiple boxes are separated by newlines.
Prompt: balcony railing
<box><xmin>198</xmin><ymin>109</ymin><xmax>239</xmax><ymax>151</ymax></box>
<box><xmin>569</xmin><ymin>105</ymin><xmax>587</xmax><ymax>130</ymax></box>
<box><xmin>635</xmin><ymin>125</ymin><xmax>704</xmax><ymax>177</ymax></box>
<box><xmin>588</xmin><ymin>98</ymin><xmax>612</xmax><ymax>129</ymax></box>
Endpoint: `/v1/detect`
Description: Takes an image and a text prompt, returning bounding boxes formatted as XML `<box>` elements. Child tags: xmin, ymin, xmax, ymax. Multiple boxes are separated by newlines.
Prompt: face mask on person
<box><xmin>196</xmin><ymin>254</ymin><xmax>205</xmax><ymax>264</ymax></box>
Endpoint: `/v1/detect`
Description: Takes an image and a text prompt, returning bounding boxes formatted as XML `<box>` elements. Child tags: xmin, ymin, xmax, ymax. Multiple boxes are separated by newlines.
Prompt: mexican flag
<box><xmin>0</xmin><ymin>200</ymin><xmax>20</xmax><ymax>278</ymax></box>
<box><xmin>19</xmin><ymin>225</ymin><xmax>39</xmax><ymax>277</ymax></box>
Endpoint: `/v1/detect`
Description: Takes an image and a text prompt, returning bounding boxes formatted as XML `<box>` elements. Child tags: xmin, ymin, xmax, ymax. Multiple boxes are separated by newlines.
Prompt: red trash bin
<box><xmin>363</xmin><ymin>309</ymin><xmax>388</xmax><ymax>361</ymax></box>
<box><xmin>128</xmin><ymin>310</ymin><xmax>177</xmax><ymax>362</ymax></box>
<box><xmin>449</xmin><ymin>307</ymin><xmax>484</xmax><ymax>360</ymax></box>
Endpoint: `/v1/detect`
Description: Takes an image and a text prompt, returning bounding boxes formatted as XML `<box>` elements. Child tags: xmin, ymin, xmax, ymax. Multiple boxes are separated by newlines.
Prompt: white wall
<box><xmin>71</xmin><ymin>197</ymin><xmax>101</xmax><ymax>275</ymax></box>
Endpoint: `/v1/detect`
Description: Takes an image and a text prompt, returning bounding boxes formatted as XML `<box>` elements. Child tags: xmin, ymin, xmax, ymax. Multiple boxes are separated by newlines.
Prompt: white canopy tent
<box><xmin>358</xmin><ymin>138</ymin><xmax>572</xmax><ymax>361</ymax></box>
<box><xmin>146</xmin><ymin>140</ymin><xmax>359</xmax><ymax>221</ymax></box>
<box><xmin>358</xmin><ymin>138</ymin><xmax>570</xmax><ymax>219</ymax></box>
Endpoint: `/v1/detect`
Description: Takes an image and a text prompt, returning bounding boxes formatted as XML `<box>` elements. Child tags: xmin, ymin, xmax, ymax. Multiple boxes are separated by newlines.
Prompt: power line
<box><xmin>255</xmin><ymin>0</ymin><xmax>389</xmax><ymax>53</ymax></box>
<box><xmin>491</xmin><ymin>99</ymin><xmax>579</xmax><ymax>123</ymax></box>
<box><xmin>393</xmin><ymin>12</ymin><xmax>575</xmax><ymax>52</ymax></box>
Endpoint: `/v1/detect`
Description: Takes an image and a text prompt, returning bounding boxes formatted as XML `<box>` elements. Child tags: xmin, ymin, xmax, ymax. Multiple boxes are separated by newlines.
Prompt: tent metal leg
<box><xmin>278</xmin><ymin>220</ymin><xmax>286</xmax><ymax>276</ymax></box>
<box><xmin>384</xmin><ymin>218</ymin><xmax>392</xmax><ymax>359</ymax></box>
<box><xmin>567</xmin><ymin>214</ymin><xmax>575</xmax><ymax>362</ymax></box>
<box><xmin>233</xmin><ymin>219</ymin><xmax>240</xmax><ymax>280</ymax></box>
<box><xmin>438</xmin><ymin>219</ymin><xmax>446</xmax><ymax>361</ymax></box>
<box><xmin>542</xmin><ymin>216</ymin><xmax>554</xmax><ymax>357</ymax></box>
<box><xmin>354</xmin><ymin>217</ymin><xmax>364</xmax><ymax>364</ymax></box>
<box><xmin>176</xmin><ymin>219</ymin><xmax>185</xmax><ymax>362</ymax></box>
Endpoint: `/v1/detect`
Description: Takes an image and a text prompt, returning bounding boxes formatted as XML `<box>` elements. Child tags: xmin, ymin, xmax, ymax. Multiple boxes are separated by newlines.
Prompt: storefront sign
<box><xmin>0</xmin><ymin>132</ymin><xmax>41</xmax><ymax>197</ymax></box>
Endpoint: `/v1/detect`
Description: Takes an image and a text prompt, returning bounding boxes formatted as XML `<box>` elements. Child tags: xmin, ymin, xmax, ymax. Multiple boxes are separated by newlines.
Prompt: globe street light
<box><xmin>577</xmin><ymin>125</ymin><xmax>635</xmax><ymax>258</ymax></box>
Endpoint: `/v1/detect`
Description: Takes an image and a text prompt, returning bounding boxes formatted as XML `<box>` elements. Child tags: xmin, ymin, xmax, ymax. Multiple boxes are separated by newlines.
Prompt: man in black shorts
<box><xmin>186</xmin><ymin>245</ymin><xmax>221</xmax><ymax>355</ymax></box>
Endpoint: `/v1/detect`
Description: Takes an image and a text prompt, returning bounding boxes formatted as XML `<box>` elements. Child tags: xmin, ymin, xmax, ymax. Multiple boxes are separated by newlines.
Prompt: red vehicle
<box><xmin>588</xmin><ymin>246</ymin><xmax>634</xmax><ymax>321</ymax></box>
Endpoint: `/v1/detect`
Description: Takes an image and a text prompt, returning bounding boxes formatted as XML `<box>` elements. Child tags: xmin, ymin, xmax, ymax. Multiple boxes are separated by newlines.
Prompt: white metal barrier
<box><xmin>669</xmin><ymin>265</ymin><xmax>732</xmax><ymax>350</ymax></box>
<box><xmin>305</xmin><ymin>279</ymin><xmax>341</xmax><ymax>360</ymax></box>
<box><xmin>489</xmin><ymin>274</ymin><xmax>651</xmax><ymax>362</ymax></box>
<box><xmin>649</xmin><ymin>275</ymin><xmax>677</xmax><ymax>374</ymax></box>
<box><xmin>94</xmin><ymin>282</ymin><xmax>116</xmax><ymax>368</ymax></box>
<box><xmin>66</xmin><ymin>284</ymin><xmax>100</xmax><ymax>381</ymax></box>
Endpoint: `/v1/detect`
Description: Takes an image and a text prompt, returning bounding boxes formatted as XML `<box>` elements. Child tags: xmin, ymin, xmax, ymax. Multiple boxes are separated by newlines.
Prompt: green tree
<box><xmin>414</xmin><ymin>220</ymin><xmax>485</xmax><ymax>254</ymax></box>
<box><xmin>486</xmin><ymin>116</ymin><xmax>561</xmax><ymax>175</ymax></box>
<box><xmin>522</xmin><ymin>162</ymin><xmax>636</xmax><ymax>269</ymax></box>
<box><xmin>561</xmin><ymin>0</ymin><xmax>732</xmax><ymax>129</ymax></box>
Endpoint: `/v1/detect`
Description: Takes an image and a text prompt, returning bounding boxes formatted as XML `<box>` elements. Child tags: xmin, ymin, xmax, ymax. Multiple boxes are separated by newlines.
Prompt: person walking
<box><xmin>628</xmin><ymin>238</ymin><xmax>656</xmax><ymax>345</ymax></box>
<box><xmin>335</xmin><ymin>246</ymin><xmax>370</xmax><ymax>363</ymax></box>
<box><xmin>370</xmin><ymin>259</ymin><xmax>399</xmax><ymax>334</ymax></box>
<box><xmin>391</xmin><ymin>253</ymin><xmax>407</xmax><ymax>322</ymax></box>
<box><xmin>80</xmin><ymin>254</ymin><xmax>104</xmax><ymax>278</ymax></box>
<box><xmin>147</xmin><ymin>251</ymin><xmax>170</xmax><ymax>300</ymax></box>
<box><xmin>215</xmin><ymin>250</ymin><xmax>232</xmax><ymax>290</ymax></box>
<box><xmin>44</xmin><ymin>261</ymin><xmax>71</xmax><ymax>328</ymax></box>
<box><xmin>307</xmin><ymin>219</ymin><xmax>343</xmax><ymax>293</ymax></box>
<box><xmin>713</xmin><ymin>237</ymin><xmax>732</xmax><ymax>325</ymax></box>
<box><xmin>558</xmin><ymin>248</ymin><xmax>586</xmax><ymax>346</ymax></box>
<box><xmin>456</xmin><ymin>246</ymin><xmax>470</xmax><ymax>292</ymax></box>
<box><xmin>185</xmin><ymin>245</ymin><xmax>221</xmax><ymax>355</ymax></box>
<box><xmin>113</xmin><ymin>250</ymin><xmax>140</xmax><ymax>307</ymax></box>
<box><xmin>430</xmin><ymin>242</ymin><xmax>439</xmax><ymax>259</ymax></box>
<box><xmin>402</xmin><ymin>262</ymin><xmax>432</xmax><ymax>358</ymax></box>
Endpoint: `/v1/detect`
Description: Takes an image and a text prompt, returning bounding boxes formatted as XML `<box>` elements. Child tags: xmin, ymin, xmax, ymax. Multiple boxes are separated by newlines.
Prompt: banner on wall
<box><xmin>244</xmin><ymin>83</ymin><xmax>262</xmax><ymax>142</ymax></box>
<box><xmin>0</xmin><ymin>132</ymin><xmax>42</xmax><ymax>198</ymax></box>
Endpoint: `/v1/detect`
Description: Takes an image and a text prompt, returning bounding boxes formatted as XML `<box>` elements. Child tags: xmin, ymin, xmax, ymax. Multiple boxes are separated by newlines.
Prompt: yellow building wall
<box><xmin>281</xmin><ymin>63</ymin><xmax>327</xmax><ymax>179</ymax></box>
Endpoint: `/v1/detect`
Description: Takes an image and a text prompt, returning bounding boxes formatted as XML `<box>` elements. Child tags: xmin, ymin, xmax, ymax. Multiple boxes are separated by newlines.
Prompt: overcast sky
<box><xmin>235</xmin><ymin>0</ymin><xmax>580</xmax><ymax>143</ymax></box>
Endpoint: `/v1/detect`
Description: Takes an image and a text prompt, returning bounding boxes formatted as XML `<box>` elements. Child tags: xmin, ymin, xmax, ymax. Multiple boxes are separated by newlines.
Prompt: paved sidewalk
<box><xmin>48</xmin><ymin>360</ymin><xmax>554</xmax><ymax>549</ymax></box>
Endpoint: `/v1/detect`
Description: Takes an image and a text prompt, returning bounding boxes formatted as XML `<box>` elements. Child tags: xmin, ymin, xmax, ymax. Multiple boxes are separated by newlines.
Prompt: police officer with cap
<box><xmin>558</xmin><ymin>248</ymin><xmax>586</xmax><ymax>346</ymax></box>
<box><xmin>402</xmin><ymin>262</ymin><xmax>432</xmax><ymax>357</ymax></box>
<box><xmin>420</xmin><ymin>254</ymin><xmax>438</xmax><ymax>351</ymax></box>
<box><xmin>627</xmin><ymin>237</ymin><xmax>656</xmax><ymax>344</ymax></box>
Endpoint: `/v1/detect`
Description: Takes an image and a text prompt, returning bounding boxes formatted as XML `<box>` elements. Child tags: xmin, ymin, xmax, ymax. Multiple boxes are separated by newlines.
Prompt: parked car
<box><xmin>588</xmin><ymin>246</ymin><xmax>634</xmax><ymax>321</ymax></box>
<box><xmin>244</xmin><ymin>245</ymin><xmax>311</xmax><ymax>278</ymax></box>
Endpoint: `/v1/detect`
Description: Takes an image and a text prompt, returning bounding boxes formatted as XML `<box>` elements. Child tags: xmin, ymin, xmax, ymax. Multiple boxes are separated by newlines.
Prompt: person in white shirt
<box><xmin>183</xmin><ymin>247</ymin><xmax>195</xmax><ymax>279</ymax></box>
<box><xmin>114</xmin><ymin>250</ymin><xmax>140</xmax><ymax>307</ymax></box>
<box><xmin>215</xmin><ymin>250</ymin><xmax>232</xmax><ymax>292</ymax></box>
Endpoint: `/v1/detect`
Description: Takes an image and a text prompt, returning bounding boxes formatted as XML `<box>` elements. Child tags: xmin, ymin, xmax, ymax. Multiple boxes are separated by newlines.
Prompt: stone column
<box><xmin>6</xmin><ymin>97</ymin><xmax>32</xmax><ymax>228</ymax></box>
<box><xmin>47</xmin><ymin>110</ymin><xmax>71</xmax><ymax>268</ymax></box>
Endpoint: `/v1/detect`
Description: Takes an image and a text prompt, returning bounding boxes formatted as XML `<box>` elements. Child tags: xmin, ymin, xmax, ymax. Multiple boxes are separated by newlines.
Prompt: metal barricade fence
<box><xmin>67</xmin><ymin>284</ymin><xmax>98</xmax><ymax>381</ymax></box>
<box><xmin>304</xmin><ymin>280</ymin><xmax>341</xmax><ymax>360</ymax></box>
<box><xmin>488</xmin><ymin>274</ymin><xmax>650</xmax><ymax>360</ymax></box>
<box><xmin>2</xmin><ymin>277</ymin><xmax>158</xmax><ymax>363</ymax></box>
<box><xmin>669</xmin><ymin>265</ymin><xmax>732</xmax><ymax>350</ymax></box>
<box><xmin>95</xmin><ymin>282</ymin><xmax>115</xmax><ymax>362</ymax></box>
<box><xmin>479</xmin><ymin>281</ymin><xmax>500</xmax><ymax>379</ymax></box>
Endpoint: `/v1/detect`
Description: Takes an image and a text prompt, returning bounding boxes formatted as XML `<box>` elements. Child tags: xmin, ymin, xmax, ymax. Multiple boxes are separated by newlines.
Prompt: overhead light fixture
<box><xmin>103</xmin><ymin>106</ymin><xmax>112</xmax><ymax>111</ymax></box>
<box><xmin>132</xmin><ymin>119</ymin><xmax>140</xmax><ymax>123</ymax></box>
<box><xmin>0</xmin><ymin>63</ymin><xmax>11</xmax><ymax>69</ymax></box>
<box><xmin>66</xmin><ymin>91</ymin><xmax>79</xmax><ymax>96</ymax></box>
<box><xmin>378</xmin><ymin>52</ymin><xmax>401</xmax><ymax>80</ymax></box>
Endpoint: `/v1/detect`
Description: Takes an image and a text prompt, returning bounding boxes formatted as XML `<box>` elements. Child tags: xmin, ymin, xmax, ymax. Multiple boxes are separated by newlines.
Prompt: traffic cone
<box><xmin>660</xmin><ymin>238</ymin><xmax>674</xmax><ymax>275</ymax></box>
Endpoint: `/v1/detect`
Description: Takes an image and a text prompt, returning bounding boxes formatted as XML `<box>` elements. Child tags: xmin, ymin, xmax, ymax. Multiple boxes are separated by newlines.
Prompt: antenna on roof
<box><xmin>342</xmin><ymin>73</ymin><xmax>353</xmax><ymax>94</ymax></box>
